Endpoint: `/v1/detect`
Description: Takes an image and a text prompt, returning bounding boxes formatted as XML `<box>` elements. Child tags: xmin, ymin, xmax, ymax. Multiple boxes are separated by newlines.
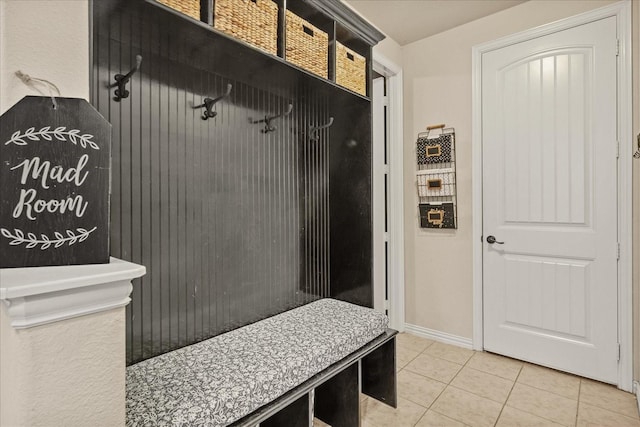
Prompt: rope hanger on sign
<box><xmin>15</xmin><ymin>71</ymin><xmax>61</xmax><ymax>109</ymax></box>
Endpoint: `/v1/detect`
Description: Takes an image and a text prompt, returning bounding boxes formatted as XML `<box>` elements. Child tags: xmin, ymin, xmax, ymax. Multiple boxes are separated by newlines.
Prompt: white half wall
<box><xmin>0</xmin><ymin>306</ymin><xmax>127</xmax><ymax>426</ymax></box>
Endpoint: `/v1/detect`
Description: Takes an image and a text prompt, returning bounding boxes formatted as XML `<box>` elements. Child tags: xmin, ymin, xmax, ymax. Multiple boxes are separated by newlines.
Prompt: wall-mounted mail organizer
<box><xmin>416</xmin><ymin>124</ymin><xmax>458</xmax><ymax>229</ymax></box>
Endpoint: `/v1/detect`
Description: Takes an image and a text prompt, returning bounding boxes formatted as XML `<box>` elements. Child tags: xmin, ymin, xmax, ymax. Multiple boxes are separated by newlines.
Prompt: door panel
<box><xmin>503</xmin><ymin>255</ymin><xmax>590</xmax><ymax>338</ymax></box>
<box><xmin>482</xmin><ymin>17</ymin><xmax>618</xmax><ymax>383</ymax></box>
<box><xmin>502</xmin><ymin>50</ymin><xmax>592</xmax><ymax>226</ymax></box>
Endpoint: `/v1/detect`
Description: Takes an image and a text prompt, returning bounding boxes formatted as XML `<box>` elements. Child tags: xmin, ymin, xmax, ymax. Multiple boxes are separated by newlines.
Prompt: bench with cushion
<box><xmin>126</xmin><ymin>298</ymin><xmax>397</xmax><ymax>426</ymax></box>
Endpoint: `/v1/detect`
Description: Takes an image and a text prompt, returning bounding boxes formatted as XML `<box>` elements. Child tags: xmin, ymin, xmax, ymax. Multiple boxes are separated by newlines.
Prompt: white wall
<box><xmin>0</xmin><ymin>0</ymin><xmax>89</xmax><ymax>114</ymax></box>
<box><xmin>401</xmin><ymin>0</ymin><xmax>620</xmax><ymax>339</ymax></box>
<box><xmin>373</xmin><ymin>36</ymin><xmax>403</xmax><ymax>68</ymax></box>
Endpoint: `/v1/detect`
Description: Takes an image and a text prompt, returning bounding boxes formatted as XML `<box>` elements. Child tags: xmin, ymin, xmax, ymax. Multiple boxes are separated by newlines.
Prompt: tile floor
<box><xmin>359</xmin><ymin>333</ymin><xmax>640</xmax><ymax>427</ymax></box>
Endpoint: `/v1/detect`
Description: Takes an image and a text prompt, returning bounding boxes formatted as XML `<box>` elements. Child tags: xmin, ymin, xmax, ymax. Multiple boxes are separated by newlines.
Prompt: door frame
<box><xmin>372</xmin><ymin>51</ymin><xmax>405</xmax><ymax>332</ymax></box>
<box><xmin>471</xmin><ymin>1</ymin><xmax>633</xmax><ymax>391</ymax></box>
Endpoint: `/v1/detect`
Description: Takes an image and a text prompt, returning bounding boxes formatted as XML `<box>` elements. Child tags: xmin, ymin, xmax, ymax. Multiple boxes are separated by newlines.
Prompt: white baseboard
<box><xmin>403</xmin><ymin>323</ymin><xmax>473</xmax><ymax>350</ymax></box>
<box><xmin>634</xmin><ymin>381</ymin><xmax>640</xmax><ymax>415</ymax></box>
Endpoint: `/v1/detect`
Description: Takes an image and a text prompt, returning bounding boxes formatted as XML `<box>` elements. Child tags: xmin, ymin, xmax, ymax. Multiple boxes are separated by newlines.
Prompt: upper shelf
<box><xmin>139</xmin><ymin>0</ymin><xmax>384</xmax><ymax>99</ymax></box>
<box><xmin>304</xmin><ymin>0</ymin><xmax>385</xmax><ymax>46</ymax></box>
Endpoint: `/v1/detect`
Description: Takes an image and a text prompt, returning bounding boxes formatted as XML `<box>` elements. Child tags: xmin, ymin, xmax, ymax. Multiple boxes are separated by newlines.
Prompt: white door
<box><xmin>482</xmin><ymin>16</ymin><xmax>619</xmax><ymax>383</ymax></box>
<box><xmin>372</xmin><ymin>76</ymin><xmax>388</xmax><ymax>315</ymax></box>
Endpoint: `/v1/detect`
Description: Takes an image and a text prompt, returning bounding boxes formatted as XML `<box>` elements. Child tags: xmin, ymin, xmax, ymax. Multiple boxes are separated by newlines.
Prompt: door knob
<box><xmin>486</xmin><ymin>235</ymin><xmax>504</xmax><ymax>244</ymax></box>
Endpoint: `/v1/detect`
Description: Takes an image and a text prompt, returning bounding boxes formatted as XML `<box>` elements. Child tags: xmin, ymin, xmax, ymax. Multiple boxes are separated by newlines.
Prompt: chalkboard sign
<box><xmin>419</xmin><ymin>203</ymin><xmax>456</xmax><ymax>229</ymax></box>
<box><xmin>0</xmin><ymin>96</ymin><xmax>111</xmax><ymax>268</ymax></box>
<box><xmin>426</xmin><ymin>145</ymin><xmax>441</xmax><ymax>157</ymax></box>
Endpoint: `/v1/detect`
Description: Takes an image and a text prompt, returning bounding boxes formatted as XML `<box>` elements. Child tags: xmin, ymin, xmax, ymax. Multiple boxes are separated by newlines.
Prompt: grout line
<box><xmin>574</xmin><ymin>379</ymin><xmax>582</xmax><ymax>427</ymax></box>
<box><xmin>492</xmin><ymin>363</ymin><xmax>523</xmax><ymax>426</ymax></box>
<box><xmin>401</xmin><ymin>337</ymin><xmax>509</xmax><ymax>426</ymax></box>
<box><xmin>506</xmin><ymin>383</ymin><xmax>578</xmax><ymax>426</ymax></box>
<box><xmin>412</xmin><ymin>411</ymin><xmax>428</xmax><ymax>426</ymax></box>
<box><xmin>397</xmin><ymin>341</ymin><xmax>459</xmax><ymax>427</ymax></box>
<box><xmin>577</xmin><ymin>378</ymin><xmax>640</xmax><ymax>420</ymax></box>
<box><xmin>515</xmin><ymin>379</ymin><xmax>581</xmax><ymax>401</ymax></box>
<box><xmin>418</xmin><ymin>343</ymin><xmax>473</xmax><ymax>368</ymax></box>
<box><xmin>514</xmin><ymin>363</ymin><xmax>584</xmax><ymax>402</ymax></box>
<box><xmin>399</xmin><ymin>338</ymin><xmax>628</xmax><ymax>426</ymax></box>
<box><xmin>448</xmin><ymin>359</ymin><xmax>468</xmax><ymax>385</ymax></box>
<box><xmin>428</xmin><ymin>406</ymin><xmax>473</xmax><ymax>427</ymax></box>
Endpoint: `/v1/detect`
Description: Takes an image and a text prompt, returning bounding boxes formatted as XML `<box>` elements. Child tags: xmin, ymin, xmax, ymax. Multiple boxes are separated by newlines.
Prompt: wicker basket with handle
<box><xmin>213</xmin><ymin>0</ymin><xmax>278</xmax><ymax>55</ymax></box>
<box><xmin>156</xmin><ymin>0</ymin><xmax>201</xmax><ymax>20</ymax></box>
<box><xmin>285</xmin><ymin>10</ymin><xmax>328</xmax><ymax>79</ymax></box>
<box><xmin>336</xmin><ymin>42</ymin><xmax>366</xmax><ymax>96</ymax></box>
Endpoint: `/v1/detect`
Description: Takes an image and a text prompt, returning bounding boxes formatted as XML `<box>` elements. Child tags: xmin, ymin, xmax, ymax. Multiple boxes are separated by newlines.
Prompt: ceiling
<box><xmin>345</xmin><ymin>0</ymin><xmax>527</xmax><ymax>46</ymax></box>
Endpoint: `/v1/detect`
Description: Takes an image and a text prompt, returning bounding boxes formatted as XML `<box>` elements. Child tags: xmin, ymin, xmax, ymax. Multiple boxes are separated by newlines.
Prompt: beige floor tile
<box><xmin>450</xmin><ymin>366</ymin><xmax>514</xmax><ymax>404</ymax></box>
<box><xmin>405</xmin><ymin>353</ymin><xmax>463</xmax><ymax>384</ymax></box>
<box><xmin>517</xmin><ymin>363</ymin><xmax>580</xmax><ymax>399</ymax></box>
<box><xmin>397</xmin><ymin>369</ymin><xmax>447</xmax><ymax>408</ymax></box>
<box><xmin>313</xmin><ymin>418</ymin><xmax>331</xmax><ymax>427</ymax></box>
<box><xmin>360</xmin><ymin>393</ymin><xmax>368</xmax><ymax>403</ymax></box>
<box><xmin>360</xmin><ymin>396</ymin><xmax>427</xmax><ymax>427</ymax></box>
<box><xmin>397</xmin><ymin>346</ymin><xmax>420</xmax><ymax>371</ymax></box>
<box><xmin>580</xmin><ymin>379</ymin><xmax>639</xmax><ymax>419</ymax></box>
<box><xmin>396</xmin><ymin>333</ymin><xmax>434</xmax><ymax>353</ymax></box>
<box><xmin>506</xmin><ymin>383</ymin><xmax>577</xmax><ymax>426</ymax></box>
<box><xmin>415</xmin><ymin>410</ymin><xmax>468</xmax><ymax>426</ymax></box>
<box><xmin>496</xmin><ymin>406</ymin><xmax>565</xmax><ymax>426</ymax></box>
<box><xmin>431</xmin><ymin>386</ymin><xmax>503</xmax><ymax>427</ymax></box>
<box><xmin>425</xmin><ymin>341</ymin><xmax>475</xmax><ymax>365</ymax></box>
<box><xmin>577</xmin><ymin>402</ymin><xmax>640</xmax><ymax>427</ymax></box>
<box><xmin>466</xmin><ymin>351</ymin><xmax>523</xmax><ymax>381</ymax></box>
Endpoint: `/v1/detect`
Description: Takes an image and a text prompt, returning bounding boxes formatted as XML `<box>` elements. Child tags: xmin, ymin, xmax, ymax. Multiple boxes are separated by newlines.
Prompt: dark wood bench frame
<box><xmin>232</xmin><ymin>329</ymin><xmax>398</xmax><ymax>427</ymax></box>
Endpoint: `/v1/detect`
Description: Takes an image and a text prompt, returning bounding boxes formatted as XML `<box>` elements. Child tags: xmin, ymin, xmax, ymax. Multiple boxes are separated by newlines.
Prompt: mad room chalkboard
<box><xmin>0</xmin><ymin>96</ymin><xmax>111</xmax><ymax>268</ymax></box>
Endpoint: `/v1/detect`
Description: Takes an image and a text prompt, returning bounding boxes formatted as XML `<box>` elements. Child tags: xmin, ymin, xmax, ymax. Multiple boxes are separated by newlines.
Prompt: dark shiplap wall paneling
<box><xmin>299</xmin><ymin>87</ymin><xmax>331</xmax><ymax>300</ymax></box>
<box><xmin>329</xmin><ymin>97</ymin><xmax>373</xmax><ymax>308</ymax></box>
<box><xmin>93</xmin><ymin>0</ymin><xmax>365</xmax><ymax>364</ymax></box>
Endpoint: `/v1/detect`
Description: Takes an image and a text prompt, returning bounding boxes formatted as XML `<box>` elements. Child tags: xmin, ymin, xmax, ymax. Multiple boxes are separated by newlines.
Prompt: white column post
<box><xmin>0</xmin><ymin>258</ymin><xmax>145</xmax><ymax>426</ymax></box>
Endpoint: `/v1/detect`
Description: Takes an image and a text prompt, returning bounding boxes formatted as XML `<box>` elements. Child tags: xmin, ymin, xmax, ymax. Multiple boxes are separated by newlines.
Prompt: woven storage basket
<box><xmin>285</xmin><ymin>10</ymin><xmax>328</xmax><ymax>78</ymax></box>
<box><xmin>157</xmin><ymin>0</ymin><xmax>201</xmax><ymax>20</ymax></box>
<box><xmin>336</xmin><ymin>42</ymin><xmax>366</xmax><ymax>96</ymax></box>
<box><xmin>213</xmin><ymin>0</ymin><xmax>278</xmax><ymax>55</ymax></box>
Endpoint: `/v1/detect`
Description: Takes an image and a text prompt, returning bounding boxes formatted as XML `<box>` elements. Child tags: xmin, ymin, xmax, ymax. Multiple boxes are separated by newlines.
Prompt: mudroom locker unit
<box><xmin>91</xmin><ymin>0</ymin><xmax>384</xmax><ymax>364</ymax></box>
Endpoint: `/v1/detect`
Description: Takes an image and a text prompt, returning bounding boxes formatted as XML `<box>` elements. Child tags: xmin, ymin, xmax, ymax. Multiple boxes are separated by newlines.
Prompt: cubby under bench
<box><xmin>126</xmin><ymin>299</ymin><xmax>397</xmax><ymax>427</ymax></box>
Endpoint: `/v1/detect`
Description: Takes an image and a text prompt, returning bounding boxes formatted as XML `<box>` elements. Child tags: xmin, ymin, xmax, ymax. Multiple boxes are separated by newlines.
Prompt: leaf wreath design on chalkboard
<box><xmin>0</xmin><ymin>227</ymin><xmax>97</xmax><ymax>250</ymax></box>
<box><xmin>5</xmin><ymin>127</ymin><xmax>99</xmax><ymax>150</ymax></box>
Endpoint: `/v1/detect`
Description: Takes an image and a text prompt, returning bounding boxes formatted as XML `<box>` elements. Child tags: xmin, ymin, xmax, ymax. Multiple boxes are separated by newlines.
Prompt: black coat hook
<box><xmin>309</xmin><ymin>117</ymin><xmax>334</xmax><ymax>141</ymax></box>
<box><xmin>110</xmin><ymin>55</ymin><xmax>142</xmax><ymax>101</ymax></box>
<box><xmin>193</xmin><ymin>84</ymin><xmax>232</xmax><ymax>120</ymax></box>
<box><xmin>251</xmin><ymin>104</ymin><xmax>293</xmax><ymax>133</ymax></box>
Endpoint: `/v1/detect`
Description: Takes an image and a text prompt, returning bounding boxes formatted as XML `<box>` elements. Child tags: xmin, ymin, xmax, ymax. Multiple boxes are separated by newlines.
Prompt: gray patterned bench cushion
<box><xmin>126</xmin><ymin>298</ymin><xmax>388</xmax><ymax>426</ymax></box>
